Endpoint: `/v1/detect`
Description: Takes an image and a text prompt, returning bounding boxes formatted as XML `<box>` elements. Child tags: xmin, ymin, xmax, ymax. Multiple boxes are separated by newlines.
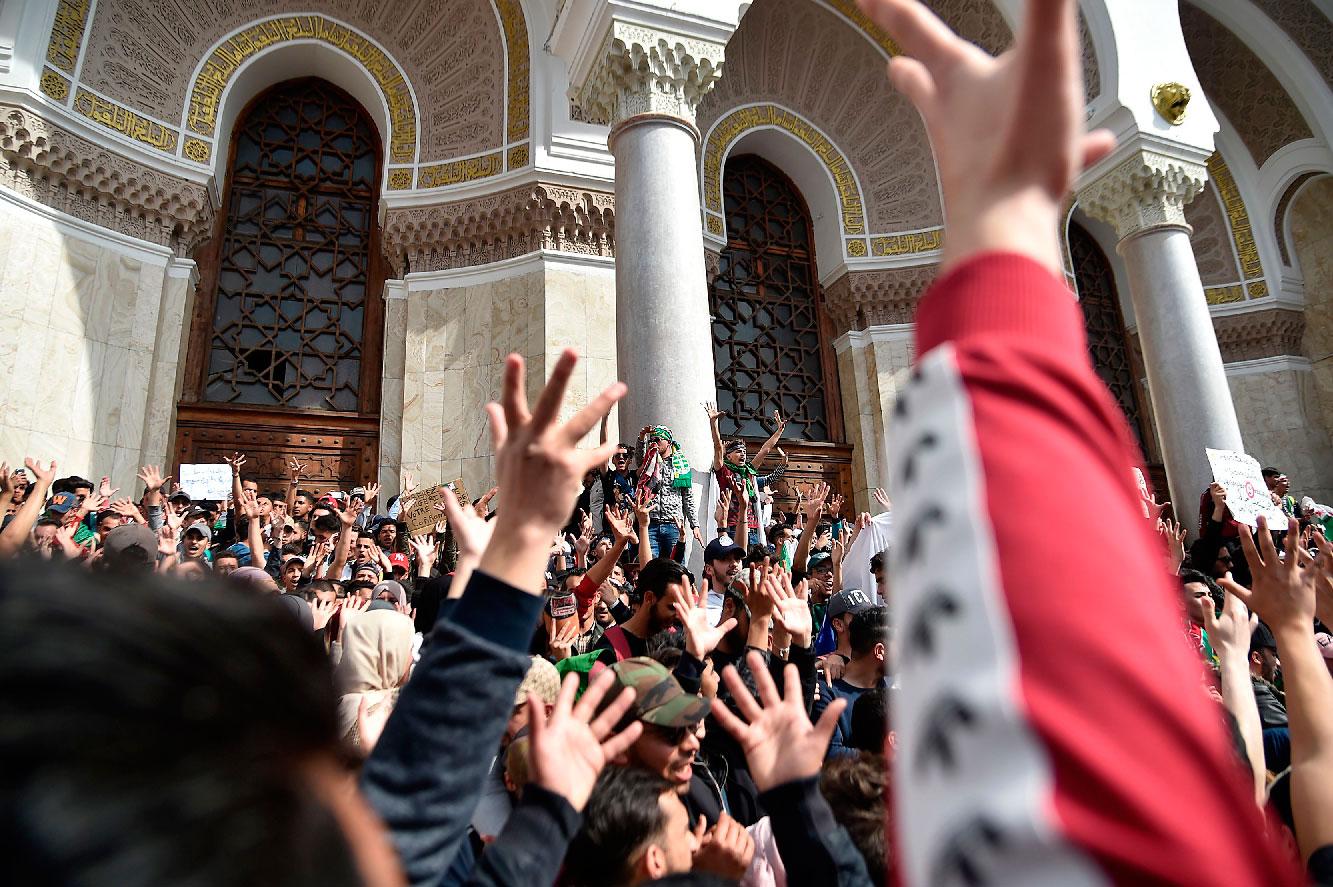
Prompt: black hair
<box><xmin>344</xmin><ymin>580</ymin><xmax>375</xmax><ymax>598</ymax></box>
<box><xmin>1262</xmin><ymin>467</ymin><xmax>1283</xmax><ymax>479</ymax></box>
<box><xmin>312</xmin><ymin>514</ymin><xmax>340</xmax><ymax>535</ymax></box>
<box><xmin>637</xmin><ymin>558</ymin><xmax>689</xmax><ymax>603</ymax></box>
<box><xmin>815</xmin><ymin>522</ymin><xmax>832</xmax><ymax>536</ymax></box>
<box><xmin>849</xmin><ymin>686</ymin><xmax>888</xmax><ymax>751</ymax></box>
<box><xmin>35</xmin><ymin>517</ymin><xmax>61</xmax><ymax>529</ymax></box>
<box><xmin>263</xmin><ymin>490</ymin><xmax>284</xmax><ymax>502</ymax></box>
<box><xmin>745</xmin><ymin>544</ymin><xmax>769</xmax><ymax>566</ymax></box>
<box><xmin>306</xmin><ymin>579</ymin><xmax>337</xmax><ymax>597</ymax></box>
<box><xmin>820</xmin><ymin>753</ymin><xmax>889</xmax><ymax>885</ymax></box>
<box><xmin>294</xmin><ymin>489</ymin><xmax>315</xmax><ymax>501</ymax></box>
<box><xmin>280</xmin><ymin>542</ymin><xmax>306</xmax><ymax>558</ymax></box>
<box><xmin>648</xmin><ymin>628</ymin><xmax>685</xmax><ymax>658</ymax></box>
<box><xmin>564</xmin><ymin>767</ymin><xmax>673</xmax><ymax>887</ymax></box>
<box><xmin>849</xmin><ymin>606</ymin><xmax>889</xmax><ymax>657</ymax></box>
<box><xmin>870</xmin><ymin>550</ymin><xmax>886</xmax><ymax>573</ymax></box>
<box><xmin>1179</xmin><ymin>569</ymin><xmax>1223</xmax><ymax>610</ymax></box>
<box><xmin>0</xmin><ymin>557</ymin><xmax>358</xmax><ymax>886</ymax></box>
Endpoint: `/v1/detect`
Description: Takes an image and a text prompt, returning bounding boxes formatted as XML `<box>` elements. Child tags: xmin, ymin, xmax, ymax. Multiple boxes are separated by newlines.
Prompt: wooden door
<box><xmin>175</xmin><ymin>78</ymin><xmax>384</xmax><ymax>491</ymax></box>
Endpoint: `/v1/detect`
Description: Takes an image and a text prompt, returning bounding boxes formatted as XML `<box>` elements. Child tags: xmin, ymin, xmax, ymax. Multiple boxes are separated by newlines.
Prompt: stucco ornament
<box><xmin>1151</xmin><ymin>82</ymin><xmax>1191</xmax><ymax>125</ymax></box>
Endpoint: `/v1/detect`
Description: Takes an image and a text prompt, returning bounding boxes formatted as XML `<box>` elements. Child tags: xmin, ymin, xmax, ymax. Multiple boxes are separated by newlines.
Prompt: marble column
<box><xmin>1081</xmin><ymin>147</ymin><xmax>1244</xmax><ymax>521</ymax></box>
<box><xmin>569</xmin><ymin>25</ymin><xmax>728</xmax><ymax>472</ymax></box>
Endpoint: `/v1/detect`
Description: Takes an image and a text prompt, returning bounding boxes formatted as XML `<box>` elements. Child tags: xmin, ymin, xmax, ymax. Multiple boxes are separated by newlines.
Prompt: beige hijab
<box><xmin>334</xmin><ymin>610</ymin><xmax>416</xmax><ymax>744</ymax></box>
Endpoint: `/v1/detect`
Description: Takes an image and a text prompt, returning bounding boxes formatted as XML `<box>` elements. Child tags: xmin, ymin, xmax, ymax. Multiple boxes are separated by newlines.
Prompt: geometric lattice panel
<box><xmin>205</xmin><ymin>79</ymin><xmax>378</xmax><ymax>412</ymax></box>
<box><xmin>710</xmin><ymin>155</ymin><xmax>830</xmax><ymax>442</ymax></box>
<box><xmin>1069</xmin><ymin>221</ymin><xmax>1145</xmax><ymax>444</ymax></box>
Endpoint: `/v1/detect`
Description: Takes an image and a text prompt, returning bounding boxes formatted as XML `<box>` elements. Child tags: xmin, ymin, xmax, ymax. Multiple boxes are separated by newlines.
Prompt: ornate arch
<box><xmin>39</xmin><ymin>2</ymin><xmax>531</xmax><ymax>191</ymax></box>
<box><xmin>181</xmin><ymin>16</ymin><xmax>420</xmax><ymax>169</ymax></box>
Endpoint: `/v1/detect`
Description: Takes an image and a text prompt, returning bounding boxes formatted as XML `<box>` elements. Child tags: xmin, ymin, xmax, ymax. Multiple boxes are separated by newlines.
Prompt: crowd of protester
<box><xmin>8</xmin><ymin>0</ymin><xmax>1333</xmax><ymax>884</ymax></box>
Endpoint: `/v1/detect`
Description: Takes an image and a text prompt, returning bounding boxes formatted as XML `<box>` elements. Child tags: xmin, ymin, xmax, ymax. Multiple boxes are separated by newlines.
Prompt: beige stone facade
<box><xmin>0</xmin><ymin>0</ymin><xmax>1330</xmax><ymax>515</ymax></box>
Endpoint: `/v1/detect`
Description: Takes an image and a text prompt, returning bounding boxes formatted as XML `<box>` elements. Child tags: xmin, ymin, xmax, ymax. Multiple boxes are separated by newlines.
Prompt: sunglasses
<box><xmin>647</xmin><ymin>722</ymin><xmax>695</xmax><ymax>745</ymax></box>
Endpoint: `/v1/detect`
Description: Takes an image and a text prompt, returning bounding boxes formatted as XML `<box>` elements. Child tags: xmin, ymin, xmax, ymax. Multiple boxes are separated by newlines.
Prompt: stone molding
<box><xmin>1212</xmin><ymin>306</ymin><xmax>1305</xmax><ymax>362</ymax></box>
<box><xmin>1079</xmin><ymin>149</ymin><xmax>1209</xmax><ymax>240</ymax></box>
<box><xmin>382</xmin><ymin>183</ymin><xmax>616</xmax><ymax>275</ymax></box>
<box><xmin>0</xmin><ymin>104</ymin><xmax>213</xmax><ymax>253</ymax></box>
<box><xmin>822</xmin><ymin>265</ymin><xmax>937</xmax><ymax>335</ymax></box>
<box><xmin>572</xmin><ymin>23</ymin><xmax>726</xmax><ymax>128</ymax></box>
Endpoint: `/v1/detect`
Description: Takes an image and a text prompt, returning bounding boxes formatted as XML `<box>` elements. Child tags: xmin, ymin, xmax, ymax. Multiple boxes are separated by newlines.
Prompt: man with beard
<box><xmin>702</xmin><ymin>536</ymin><xmax>744</xmax><ymax>627</ymax></box>
<box><xmin>594</xmin><ymin>558</ymin><xmax>689</xmax><ymax>665</ymax></box>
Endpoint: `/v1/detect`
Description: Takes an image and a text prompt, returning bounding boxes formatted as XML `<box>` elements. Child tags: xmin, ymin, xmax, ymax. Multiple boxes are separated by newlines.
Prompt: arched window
<box><xmin>175</xmin><ymin>79</ymin><xmax>384</xmax><ymax>489</ymax></box>
<box><xmin>1069</xmin><ymin>221</ymin><xmax>1146</xmax><ymax>445</ymax></box>
<box><xmin>710</xmin><ymin>155</ymin><xmax>839</xmax><ymax>442</ymax></box>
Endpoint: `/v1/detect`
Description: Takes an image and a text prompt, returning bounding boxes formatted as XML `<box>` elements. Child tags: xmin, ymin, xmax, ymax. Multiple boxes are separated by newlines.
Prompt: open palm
<box><xmin>527</xmin><ymin>670</ymin><xmax>643</xmax><ymax>811</ymax></box>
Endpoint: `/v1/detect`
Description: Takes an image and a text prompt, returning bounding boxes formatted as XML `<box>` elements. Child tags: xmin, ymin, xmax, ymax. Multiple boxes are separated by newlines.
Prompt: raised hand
<box><xmin>137</xmin><ymin>464</ymin><xmax>169</xmax><ymax>493</ymax></box>
<box><xmin>803</xmin><ymin>482</ymin><xmax>829</xmax><ymax>521</ymax></box>
<box><xmin>400</xmin><ymin>471</ymin><xmax>417</xmax><ymax>498</ymax></box>
<box><xmin>480</xmin><ymin>350</ymin><xmax>625</xmax><ymax>593</ymax></box>
<box><xmin>711</xmin><ymin>650</ymin><xmax>845</xmax><ymax>792</ymax></box>
<box><xmin>437</xmin><ymin>486</ymin><xmax>494</xmax><ymax>561</ymax></box>
<box><xmin>547</xmin><ymin>617</ymin><xmax>581</xmax><ymax>661</ymax></box>
<box><xmin>224</xmin><ymin>452</ymin><xmax>246</xmax><ymax>475</ymax></box>
<box><xmin>157</xmin><ymin>524</ymin><xmax>177</xmax><ymax>557</ymax></box>
<box><xmin>857</xmin><ymin>0</ymin><xmax>1114</xmax><ymax>274</ymax></box>
<box><xmin>603</xmin><ymin>505</ymin><xmax>634</xmax><ymax>542</ymax></box>
<box><xmin>238</xmin><ymin>489</ymin><xmax>262</xmax><ymax>520</ymax></box>
<box><xmin>765</xmin><ymin>569</ymin><xmax>813</xmax><ymax>648</ymax></box>
<box><xmin>771</xmin><ymin>410</ymin><xmax>788</xmax><ymax>435</ymax></box>
<box><xmin>1219</xmin><ymin>516</ymin><xmax>1313</xmax><ymax>632</ymax></box>
<box><xmin>775</xmin><ymin>446</ymin><xmax>789</xmax><ymax>466</ymax></box>
<box><xmin>356</xmin><ymin>695</ymin><xmax>393</xmax><ymax>756</ymax></box>
<box><xmin>693</xmin><ymin>813</ymin><xmax>755</xmax><ymax>881</ymax></box>
<box><xmin>1156</xmin><ymin>517</ymin><xmax>1187</xmax><ymax>574</ymax></box>
<box><xmin>108</xmin><ymin>498</ymin><xmax>144</xmax><ymax>523</ymax></box>
<box><xmin>362</xmin><ymin>482</ymin><xmax>380</xmax><ymax>505</ymax></box>
<box><xmin>25</xmin><ymin>458</ymin><xmax>56</xmax><ymax>488</ymax></box>
<box><xmin>408</xmin><ymin>533</ymin><xmax>437</xmax><ymax>574</ymax></box>
<box><xmin>714</xmin><ymin>487</ymin><xmax>733</xmax><ymax>528</ymax></box>
<box><xmin>474</xmin><ymin>486</ymin><xmax>498</xmax><ymax>517</ymax></box>
<box><xmin>872</xmin><ymin>487</ymin><xmax>892</xmax><ymax>512</ymax></box>
<box><xmin>1202</xmin><ymin>584</ymin><xmax>1256</xmax><ymax>668</ymax></box>
<box><xmin>0</xmin><ymin>463</ymin><xmax>11</xmax><ymax>499</ymax></box>
<box><xmin>703</xmin><ymin>401</ymin><xmax>724</xmax><ymax>422</ymax></box>
<box><xmin>312</xmin><ymin>598</ymin><xmax>338</xmax><ymax>632</ymax></box>
<box><xmin>287</xmin><ymin>459</ymin><xmax>305</xmax><ymax>481</ymax></box>
<box><xmin>526</xmin><ymin>670</ymin><xmax>644</xmax><ymax>812</ymax></box>
<box><xmin>827</xmin><ymin>493</ymin><xmax>845</xmax><ymax>519</ymax></box>
<box><xmin>672</xmin><ymin>580</ymin><xmax>737</xmax><ymax>660</ymax></box>
<box><xmin>633</xmin><ymin>488</ymin><xmax>655</xmax><ymax>527</ymax></box>
<box><xmin>745</xmin><ymin>559</ymin><xmax>775</xmax><ymax>624</ymax></box>
<box><xmin>97</xmin><ymin>476</ymin><xmax>114</xmax><ymax>499</ymax></box>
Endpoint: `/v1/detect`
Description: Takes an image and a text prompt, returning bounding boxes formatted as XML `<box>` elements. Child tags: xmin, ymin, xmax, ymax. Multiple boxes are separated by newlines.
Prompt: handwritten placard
<box><xmin>1206</xmin><ymin>448</ymin><xmax>1286</xmax><ymax>528</ymax></box>
<box><xmin>402</xmin><ymin>479</ymin><xmax>468</xmax><ymax>536</ymax></box>
<box><xmin>178</xmin><ymin>463</ymin><xmax>232</xmax><ymax>501</ymax></box>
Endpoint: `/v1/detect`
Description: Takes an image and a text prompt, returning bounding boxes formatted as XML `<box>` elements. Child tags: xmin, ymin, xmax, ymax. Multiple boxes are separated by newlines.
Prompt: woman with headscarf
<box><xmin>635</xmin><ymin>424</ymin><xmax>700</xmax><ymax>558</ymax></box>
<box><xmin>333</xmin><ymin>608</ymin><xmax>415</xmax><ymax>752</ymax></box>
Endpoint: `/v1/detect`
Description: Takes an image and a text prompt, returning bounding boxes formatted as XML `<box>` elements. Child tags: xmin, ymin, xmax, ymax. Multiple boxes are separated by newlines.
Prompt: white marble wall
<box><xmin>382</xmin><ymin>258</ymin><xmax>618</xmax><ymax>499</ymax></box>
<box><xmin>835</xmin><ymin>325</ymin><xmax>916</xmax><ymax>513</ymax></box>
<box><xmin>0</xmin><ymin>198</ymin><xmax>187</xmax><ymax>489</ymax></box>
<box><xmin>1228</xmin><ymin>363</ymin><xmax>1333</xmax><ymax>505</ymax></box>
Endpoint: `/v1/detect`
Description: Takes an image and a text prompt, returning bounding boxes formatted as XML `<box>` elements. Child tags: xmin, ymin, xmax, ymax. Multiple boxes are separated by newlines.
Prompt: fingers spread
<box><xmin>500</xmin><ymin>354</ymin><xmax>530</xmax><ymax>431</ymax></box>
<box><xmin>859</xmin><ymin>0</ymin><xmax>961</xmax><ymax>70</ymax></box>
<box><xmin>530</xmin><ymin>348</ymin><xmax>578</xmax><ymax>433</ymax></box>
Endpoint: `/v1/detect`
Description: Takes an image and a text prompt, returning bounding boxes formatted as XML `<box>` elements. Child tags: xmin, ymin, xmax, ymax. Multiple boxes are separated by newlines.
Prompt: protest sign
<box><xmin>402</xmin><ymin>479</ymin><xmax>468</xmax><ymax>536</ymax></box>
<box><xmin>1206</xmin><ymin>448</ymin><xmax>1287</xmax><ymax>528</ymax></box>
<box><xmin>178</xmin><ymin>464</ymin><xmax>232</xmax><ymax>501</ymax></box>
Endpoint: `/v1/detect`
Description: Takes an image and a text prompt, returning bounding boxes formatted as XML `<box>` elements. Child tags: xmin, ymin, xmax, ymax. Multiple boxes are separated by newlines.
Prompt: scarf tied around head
<box><xmin>640</xmin><ymin>425</ymin><xmax>692</xmax><ymax>490</ymax></box>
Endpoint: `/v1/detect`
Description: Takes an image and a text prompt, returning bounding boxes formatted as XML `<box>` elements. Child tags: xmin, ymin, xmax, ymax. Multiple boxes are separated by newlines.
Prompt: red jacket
<box><xmin>890</xmin><ymin>254</ymin><xmax>1298</xmax><ymax>885</ymax></box>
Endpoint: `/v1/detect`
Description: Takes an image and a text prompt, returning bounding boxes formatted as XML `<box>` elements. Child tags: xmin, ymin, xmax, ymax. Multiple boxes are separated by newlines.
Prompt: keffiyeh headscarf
<box><xmin>641</xmin><ymin>425</ymin><xmax>692</xmax><ymax>489</ymax></box>
<box><xmin>724</xmin><ymin>441</ymin><xmax>760</xmax><ymax>499</ymax></box>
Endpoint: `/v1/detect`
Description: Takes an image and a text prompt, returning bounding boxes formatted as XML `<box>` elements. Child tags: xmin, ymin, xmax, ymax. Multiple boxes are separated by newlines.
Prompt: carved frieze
<box><xmin>0</xmin><ymin>104</ymin><xmax>213</xmax><ymax>253</ymax></box>
<box><xmin>1079</xmin><ymin>148</ymin><xmax>1209</xmax><ymax>240</ymax></box>
<box><xmin>1213</xmin><ymin>307</ymin><xmax>1305</xmax><ymax>363</ymax></box>
<box><xmin>382</xmin><ymin>183</ymin><xmax>616</xmax><ymax>275</ymax></box>
<box><xmin>822</xmin><ymin>265</ymin><xmax>937</xmax><ymax>335</ymax></box>
<box><xmin>572</xmin><ymin>23</ymin><xmax>726</xmax><ymax>127</ymax></box>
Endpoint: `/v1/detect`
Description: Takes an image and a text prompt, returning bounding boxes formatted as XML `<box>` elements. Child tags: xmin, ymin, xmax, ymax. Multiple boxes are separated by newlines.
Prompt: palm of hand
<box><xmin>773</xmin><ymin>598</ymin><xmax>811</xmax><ymax>639</ymax></box>
<box><xmin>533</xmin><ymin>722</ymin><xmax>605</xmax><ymax>810</ymax></box>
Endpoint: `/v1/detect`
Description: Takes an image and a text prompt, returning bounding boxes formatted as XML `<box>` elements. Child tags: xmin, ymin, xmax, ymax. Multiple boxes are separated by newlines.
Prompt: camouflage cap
<box><xmin>609</xmin><ymin>656</ymin><xmax>710</xmax><ymax>728</ymax></box>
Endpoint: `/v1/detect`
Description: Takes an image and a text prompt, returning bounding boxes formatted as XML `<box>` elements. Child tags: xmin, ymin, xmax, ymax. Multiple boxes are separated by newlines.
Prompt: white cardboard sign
<box><xmin>178</xmin><ymin>463</ymin><xmax>233</xmax><ymax>502</ymax></box>
<box><xmin>1206</xmin><ymin>448</ymin><xmax>1286</xmax><ymax>528</ymax></box>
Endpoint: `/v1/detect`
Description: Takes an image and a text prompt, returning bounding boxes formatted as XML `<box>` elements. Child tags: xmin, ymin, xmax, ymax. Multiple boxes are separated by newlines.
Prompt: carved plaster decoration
<box><xmin>184</xmin><ymin>15</ymin><xmax>417</xmax><ymax>165</ymax></box>
<box><xmin>572</xmin><ymin>23</ymin><xmax>726</xmax><ymax>128</ymax></box>
<box><xmin>1213</xmin><ymin>307</ymin><xmax>1305</xmax><ymax>362</ymax></box>
<box><xmin>697</xmin><ymin>0</ymin><xmax>941</xmax><ymax>236</ymax></box>
<box><xmin>702</xmin><ymin>103</ymin><xmax>865</xmax><ymax>240</ymax></box>
<box><xmin>45</xmin><ymin>0</ymin><xmax>91</xmax><ymax>75</ymax></box>
<box><xmin>822</xmin><ymin>265</ymin><xmax>937</xmax><ymax>334</ymax></box>
<box><xmin>382</xmin><ymin>184</ymin><xmax>616</xmax><ymax>276</ymax></box>
<box><xmin>1179</xmin><ymin>3</ymin><xmax>1312</xmax><ymax>167</ymax></box>
<box><xmin>1206</xmin><ymin>152</ymin><xmax>1264</xmax><ymax>283</ymax></box>
<box><xmin>1078</xmin><ymin>149</ymin><xmax>1208</xmax><ymax>241</ymax></box>
<box><xmin>67</xmin><ymin>0</ymin><xmax>525</xmax><ymax>175</ymax></box>
<box><xmin>1244</xmin><ymin>0</ymin><xmax>1333</xmax><ymax>89</ymax></box>
<box><xmin>0</xmin><ymin>104</ymin><xmax>213</xmax><ymax>253</ymax></box>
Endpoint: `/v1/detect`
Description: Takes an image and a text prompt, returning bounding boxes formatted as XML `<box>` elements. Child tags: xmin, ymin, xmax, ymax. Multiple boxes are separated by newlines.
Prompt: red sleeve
<box><xmin>890</xmin><ymin>253</ymin><xmax>1298</xmax><ymax>885</ymax></box>
<box><xmin>574</xmin><ymin>574</ymin><xmax>599</xmax><ymax>620</ymax></box>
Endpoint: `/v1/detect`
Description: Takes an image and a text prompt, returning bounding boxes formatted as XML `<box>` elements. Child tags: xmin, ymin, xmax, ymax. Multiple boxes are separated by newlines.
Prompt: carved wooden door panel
<box><xmin>709</xmin><ymin>154</ymin><xmax>853</xmax><ymax>516</ymax></box>
<box><xmin>176</xmin><ymin>78</ymin><xmax>384</xmax><ymax>491</ymax></box>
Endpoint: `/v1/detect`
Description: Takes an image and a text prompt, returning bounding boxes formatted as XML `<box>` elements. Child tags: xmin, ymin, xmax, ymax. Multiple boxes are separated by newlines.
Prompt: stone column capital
<box><xmin>571</xmin><ymin>22</ymin><xmax>726</xmax><ymax>130</ymax></box>
<box><xmin>1077</xmin><ymin>147</ymin><xmax>1209</xmax><ymax>241</ymax></box>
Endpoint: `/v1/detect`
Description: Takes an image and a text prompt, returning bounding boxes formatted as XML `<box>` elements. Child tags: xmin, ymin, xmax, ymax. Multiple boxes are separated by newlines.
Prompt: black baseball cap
<box><xmin>828</xmin><ymin>589</ymin><xmax>873</xmax><ymax>619</ymax></box>
<box><xmin>704</xmin><ymin>537</ymin><xmax>745</xmax><ymax>563</ymax></box>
